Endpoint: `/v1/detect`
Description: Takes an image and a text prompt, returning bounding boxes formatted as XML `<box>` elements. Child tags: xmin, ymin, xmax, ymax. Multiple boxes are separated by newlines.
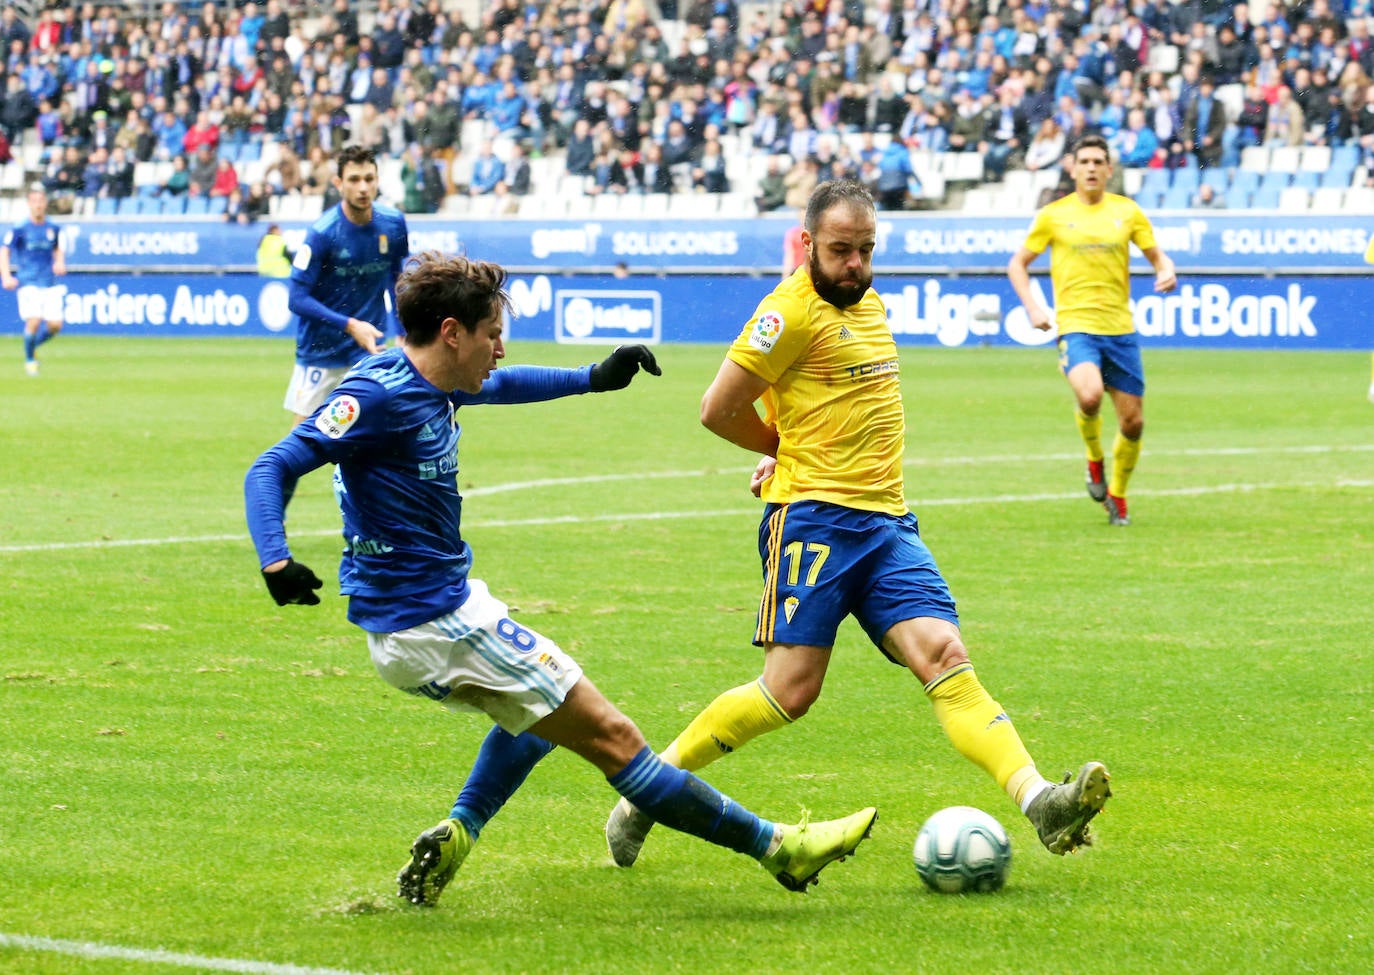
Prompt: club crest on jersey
<box><xmin>378</xmin><ymin>234</ymin><xmax>389</xmax><ymax>254</ymax></box>
<box><xmin>315</xmin><ymin>394</ymin><xmax>361</xmax><ymax>439</ymax></box>
<box><xmin>750</xmin><ymin>309</ymin><xmax>785</xmax><ymax>353</ymax></box>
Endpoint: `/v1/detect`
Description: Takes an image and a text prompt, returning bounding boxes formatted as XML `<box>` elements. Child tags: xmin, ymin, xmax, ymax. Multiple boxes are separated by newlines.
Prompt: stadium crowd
<box><xmin>1</xmin><ymin>0</ymin><xmax>1374</xmax><ymax>218</ymax></box>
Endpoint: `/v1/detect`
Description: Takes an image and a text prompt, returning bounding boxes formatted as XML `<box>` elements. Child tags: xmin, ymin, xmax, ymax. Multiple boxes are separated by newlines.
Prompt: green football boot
<box><xmin>761</xmin><ymin>806</ymin><xmax>878</xmax><ymax>892</ymax></box>
<box><xmin>1026</xmin><ymin>762</ymin><xmax>1112</xmax><ymax>855</ymax></box>
<box><xmin>397</xmin><ymin>818</ymin><xmax>474</xmax><ymax>907</ymax></box>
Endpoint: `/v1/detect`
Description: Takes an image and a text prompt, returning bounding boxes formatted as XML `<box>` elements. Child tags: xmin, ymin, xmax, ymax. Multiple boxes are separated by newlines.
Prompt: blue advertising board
<box><xmin>26</xmin><ymin>270</ymin><xmax>1370</xmax><ymax>350</ymax></box>
<box><xmin>54</xmin><ymin>213</ymin><xmax>1374</xmax><ymax>273</ymax></box>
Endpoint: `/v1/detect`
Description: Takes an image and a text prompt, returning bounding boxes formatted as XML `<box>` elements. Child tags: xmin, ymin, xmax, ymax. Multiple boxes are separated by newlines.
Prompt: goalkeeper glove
<box><xmin>588</xmin><ymin>345</ymin><xmax>662</xmax><ymax>392</ymax></box>
<box><xmin>262</xmin><ymin>559</ymin><xmax>323</xmax><ymax>606</ymax></box>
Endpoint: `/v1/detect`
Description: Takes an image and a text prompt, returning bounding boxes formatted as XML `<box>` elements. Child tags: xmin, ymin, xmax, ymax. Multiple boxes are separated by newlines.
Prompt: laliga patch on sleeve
<box><xmin>749</xmin><ymin>309</ymin><xmax>785</xmax><ymax>353</ymax></box>
<box><xmin>292</xmin><ymin>243</ymin><xmax>312</xmax><ymax>271</ymax></box>
<box><xmin>315</xmin><ymin>395</ymin><xmax>361</xmax><ymax>439</ymax></box>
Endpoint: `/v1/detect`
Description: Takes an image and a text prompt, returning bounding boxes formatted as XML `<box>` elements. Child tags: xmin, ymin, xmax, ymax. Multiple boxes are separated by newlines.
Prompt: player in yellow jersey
<box><xmin>1007</xmin><ymin>134</ymin><xmax>1177</xmax><ymax>526</ymax></box>
<box><xmin>605</xmin><ymin>179</ymin><xmax>1111</xmax><ymax>869</ymax></box>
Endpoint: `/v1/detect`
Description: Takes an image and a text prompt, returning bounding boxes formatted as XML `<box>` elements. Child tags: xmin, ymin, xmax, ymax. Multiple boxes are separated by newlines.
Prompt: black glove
<box><xmin>262</xmin><ymin>559</ymin><xmax>323</xmax><ymax>606</ymax></box>
<box><xmin>588</xmin><ymin>345</ymin><xmax>662</xmax><ymax>392</ymax></box>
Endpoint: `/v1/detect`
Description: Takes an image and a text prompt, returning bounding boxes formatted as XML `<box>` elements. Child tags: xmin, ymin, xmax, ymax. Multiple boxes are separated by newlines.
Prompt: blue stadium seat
<box><xmin>185</xmin><ymin>196</ymin><xmax>210</xmax><ymax>215</ymax></box>
<box><xmin>1291</xmin><ymin>171</ymin><xmax>1320</xmax><ymax>191</ymax></box>
<box><xmin>161</xmin><ymin>194</ymin><xmax>187</xmax><ymax>215</ymax></box>
<box><xmin>1258</xmin><ymin>171</ymin><xmax>1292</xmax><ymax>192</ymax></box>
<box><xmin>1162</xmin><ymin>187</ymin><xmax>1193</xmax><ymax>209</ymax></box>
<box><xmin>1202</xmin><ymin>168</ymin><xmax>1231</xmax><ymax>190</ymax></box>
<box><xmin>1250</xmin><ymin>188</ymin><xmax>1281</xmax><ymax>208</ymax></box>
<box><xmin>1140</xmin><ymin>169</ymin><xmax>1170</xmax><ymax>194</ymax></box>
<box><xmin>237</xmin><ymin>141</ymin><xmax>261</xmax><ymax>162</ymax></box>
<box><xmin>117</xmin><ymin>197</ymin><xmax>140</xmax><ymax>216</ymax></box>
<box><xmin>95</xmin><ymin>197</ymin><xmax>118</xmax><ymax>215</ymax></box>
<box><xmin>217</xmin><ymin>143</ymin><xmax>238</xmax><ymax>162</ymax></box>
<box><xmin>1230</xmin><ymin>169</ymin><xmax>1261</xmax><ymax>192</ymax></box>
<box><xmin>207</xmin><ymin>196</ymin><xmax>228</xmax><ymax>215</ymax></box>
<box><xmin>137</xmin><ymin>196</ymin><xmax>161</xmax><ymax>215</ymax></box>
<box><xmin>1172</xmin><ymin>169</ymin><xmax>1200</xmax><ymax>191</ymax></box>
<box><xmin>138</xmin><ymin>182</ymin><xmax>160</xmax><ymax>197</ymax></box>
<box><xmin>1134</xmin><ymin>189</ymin><xmax>1165</xmax><ymax>209</ymax></box>
<box><xmin>1319</xmin><ymin>166</ymin><xmax>1355</xmax><ymax>188</ymax></box>
<box><xmin>1331</xmin><ymin>144</ymin><xmax>1360</xmax><ymax>172</ymax></box>
<box><xmin>1224</xmin><ymin>187</ymin><xmax>1251</xmax><ymax>209</ymax></box>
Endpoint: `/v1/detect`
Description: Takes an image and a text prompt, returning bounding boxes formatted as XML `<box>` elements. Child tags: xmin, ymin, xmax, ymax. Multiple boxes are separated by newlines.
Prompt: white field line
<box><xmin>0</xmin><ymin>445</ymin><xmax>1370</xmax><ymax>555</ymax></box>
<box><xmin>0</xmin><ymin>932</ymin><xmax>380</xmax><ymax>975</ymax></box>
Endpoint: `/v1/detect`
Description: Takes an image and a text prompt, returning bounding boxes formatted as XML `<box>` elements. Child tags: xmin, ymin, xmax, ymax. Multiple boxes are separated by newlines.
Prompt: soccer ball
<box><xmin>913</xmin><ymin>805</ymin><xmax>1012</xmax><ymax>893</ymax></box>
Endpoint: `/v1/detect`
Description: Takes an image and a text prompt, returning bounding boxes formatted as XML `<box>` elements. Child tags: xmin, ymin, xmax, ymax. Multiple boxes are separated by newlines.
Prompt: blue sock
<box><xmin>607</xmin><ymin>747</ymin><xmax>774</xmax><ymax>859</ymax></box>
<box><xmin>23</xmin><ymin>331</ymin><xmax>36</xmax><ymax>362</ymax></box>
<box><xmin>34</xmin><ymin>327</ymin><xmax>55</xmax><ymax>348</ymax></box>
<box><xmin>449</xmin><ymin>727</ymin><xmax>555</xmax><ymax>840</ymax></box>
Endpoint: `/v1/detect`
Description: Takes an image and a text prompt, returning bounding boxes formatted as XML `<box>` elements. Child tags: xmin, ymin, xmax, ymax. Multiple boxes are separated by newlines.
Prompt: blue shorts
<box><xmin>1057</xmin><ymin>332</ymin><xmax>1145</xmax><ymax>397</ymax></box>
<box><xmin>754</xmin><ymin>501</ymin><xmax>959</xmax><ymax>661</ymax></box>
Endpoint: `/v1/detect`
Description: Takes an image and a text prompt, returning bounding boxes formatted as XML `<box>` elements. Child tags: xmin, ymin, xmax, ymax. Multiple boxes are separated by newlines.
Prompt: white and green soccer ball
<box><xmin>913</xmin><ymin>805</ymin><xmax>1012</xmax><ymax>893</ymax></box>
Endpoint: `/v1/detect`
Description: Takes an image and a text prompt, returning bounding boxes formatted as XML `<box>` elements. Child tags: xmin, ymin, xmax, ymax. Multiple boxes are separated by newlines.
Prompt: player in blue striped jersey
<box><xmin>284</xmin><ymin>144</ymin><xmax>410</xmax><ymax>425</ymax></box>
<box><xmin>1</xmin><ymin>184</ymin><xmax>67</xmax><ymax>376</ymax></box>
<box><xmin>244</xmin><ymin>252</ymin><xmax>878</xmax><ymax>905</ymax></box>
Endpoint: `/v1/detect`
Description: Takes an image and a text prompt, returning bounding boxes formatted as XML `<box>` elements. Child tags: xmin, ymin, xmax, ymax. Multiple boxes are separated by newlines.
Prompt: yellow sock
<box><xmin>1075</xmin><ymin>409</ymin><xmax>1104</xmax><ymax>463</ymax></box>
<box><xmin>661</xmin><ymin>678</ymin><xmax>792</xmax><ymax>772</ymax></box>
<box><xmin>1109</xmin><ymin>431</ymin><xmax>1142</xmax><ymax>497</ymax></box>
<box><xmin>926</xmin><ymin>664</ymin><xmax>1044</xmax><ymax>807</ymax></box>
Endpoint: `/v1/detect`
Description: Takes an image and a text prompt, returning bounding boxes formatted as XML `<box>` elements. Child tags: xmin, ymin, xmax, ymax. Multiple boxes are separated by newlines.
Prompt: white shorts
<box><xmin>17</xmin><ymin>284</ymin><xmax>65</xmax><ymax>323</ymax></box>
<box><xmin>283</xmin><ymin>363</ymin><xmax>351</xmax><ymax>417</ymax></box>
<box><xmin>366</xmin><ymin>579</ymin><xmax>584</xmax><ymax>735</ymax></box>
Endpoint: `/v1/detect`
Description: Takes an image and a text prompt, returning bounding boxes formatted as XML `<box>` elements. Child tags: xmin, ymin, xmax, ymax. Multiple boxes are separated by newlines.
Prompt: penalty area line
<box><xmin>0</xmin><ymin>932</ymin><xmax>382</xmax><ymax>975</ymax></box>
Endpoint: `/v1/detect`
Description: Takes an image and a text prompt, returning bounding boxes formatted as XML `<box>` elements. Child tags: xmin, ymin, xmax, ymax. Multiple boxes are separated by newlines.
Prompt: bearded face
<box><xmin>808</xmin><ymin>241</ymin><xmax>873</xmax><ymax>308</ymax></box>
<box><xmin>805</xmin><ymin>202</ymin><xmax>876</xmax><ymax>309</ymax></box>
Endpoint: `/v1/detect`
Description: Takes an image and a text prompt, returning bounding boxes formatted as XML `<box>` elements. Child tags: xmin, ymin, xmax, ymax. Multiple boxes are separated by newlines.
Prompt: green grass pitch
<box><xmin>0</xmin><ymin>336</ymin><xmax>1370</xmax><ymax>975</ymax></box>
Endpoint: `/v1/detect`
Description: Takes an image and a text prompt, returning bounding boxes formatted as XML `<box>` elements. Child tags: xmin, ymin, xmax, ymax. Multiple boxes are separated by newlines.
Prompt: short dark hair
<box><xmin>804</xmin><ymin>178</ymin><xmax>875</xmax><ymax>233</ymax></box>
<box><xmin>395</xmin><ymin>252</ymin><xmax>513</xmax><ymax>346</ymax></box>
<box><xmin>335</xmin><ymin>144</ymin><xmax>377</xmax><ymax>176</ymax></box>
<box><xmin>1071</xmin><ymin>134</ymin><xmax>1111</xmax><ymax>160</ymax></box>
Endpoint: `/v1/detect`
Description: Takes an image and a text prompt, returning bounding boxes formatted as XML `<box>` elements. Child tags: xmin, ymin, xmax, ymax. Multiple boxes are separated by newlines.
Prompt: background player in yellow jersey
<box><xmin>1007</xmin><ymin>135</ymin><xmax>1177</xmax><ymax>526</ymax></box>
<box><xmin>605</xmin><ymin>179</ymin><xmax>1111</xmax><ymax>868</ymax></box>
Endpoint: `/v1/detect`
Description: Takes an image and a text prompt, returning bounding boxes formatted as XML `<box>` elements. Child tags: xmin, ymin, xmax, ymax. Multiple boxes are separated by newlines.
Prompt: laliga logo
<box><xmin>258</xmin><ymin>281</ymin><xmax>293</xmax><ymax>332</ymax></box>
<box><xmin>1002</xmin><ymin>280</ymin><xmax>1057</xmax><ymax>347</ymax></box>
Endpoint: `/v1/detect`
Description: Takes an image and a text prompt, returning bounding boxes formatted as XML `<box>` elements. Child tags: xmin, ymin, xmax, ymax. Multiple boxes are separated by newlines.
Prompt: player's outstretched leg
<box><xmin>1025</xmin><ymin>761</ymin><xmax>1112</xmax><ymax>855</ymax></box>
<box><xmin>397</xmin><ymin>818</ymin><xmax>475</xmax><ymax>906</ymax></box>
<box><xmin>605</xmin><ymin>797</ymin><xmax>655</xmax><ymax>867</ymax></box>
<box><xmin>760</xmin><ymin>807</ymin><xmax>878</xmax><ymax>892</ymax></box>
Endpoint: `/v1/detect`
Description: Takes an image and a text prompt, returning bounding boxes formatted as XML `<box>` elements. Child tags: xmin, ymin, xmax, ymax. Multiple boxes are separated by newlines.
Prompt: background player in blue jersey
<box><xmin>245</xmin><ymin>251</ymin><xmax>877</xmax><ymax>906</ymax></box>
<box><xmin>2</xmin><ymin>184</ymin><xmax>66</xmax><ymax>376</ymax></box>
<box><xmin>284</xmin><ymin>144</ymin><xmax>409</xmax><ymax>426</ymax></box>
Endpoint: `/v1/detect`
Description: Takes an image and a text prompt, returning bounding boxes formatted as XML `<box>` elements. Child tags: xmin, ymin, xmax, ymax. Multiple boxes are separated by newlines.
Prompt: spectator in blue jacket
<box><xmin>469</xmin><ymin>140</ymin><xmax>504</xmax><ymax>195</ymax></box>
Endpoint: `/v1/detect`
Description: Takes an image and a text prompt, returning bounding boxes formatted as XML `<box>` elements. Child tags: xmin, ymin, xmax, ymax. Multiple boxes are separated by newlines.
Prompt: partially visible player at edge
<box><xmin>244</xmin><ymin>251</ymin><xmax>877</xmax><ymax>907</ymax></box>
<box><xmin>2</xmin><ymin>184</ymin><xmax>67</xmax><ymax>376</ymax></box>
<box><xmin>605</xmin><ymin>179</ymin><xmax>1110</xmax><ymax>871</ymax></box>
<box><xmin>1007</xmin><ymin>134</ymin><xmax>1177</xmax><ymax>526</ymax></box>
<box><xmin>285</xmin><ymin>144</ymin><xmax>409</xmax><ymax>427</ymax></box>
<box><xmin>1364</xmin><ymin>235</ymin><xmax>1374</xmax><ymax>403</ymax></box>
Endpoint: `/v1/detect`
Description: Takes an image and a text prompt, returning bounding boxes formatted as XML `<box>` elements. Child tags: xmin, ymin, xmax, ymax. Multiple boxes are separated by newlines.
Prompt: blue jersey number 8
<box><xmin>496</xmin><ymin>618</ymin><xmax>537</xmax><ymax>653</ymax></box>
